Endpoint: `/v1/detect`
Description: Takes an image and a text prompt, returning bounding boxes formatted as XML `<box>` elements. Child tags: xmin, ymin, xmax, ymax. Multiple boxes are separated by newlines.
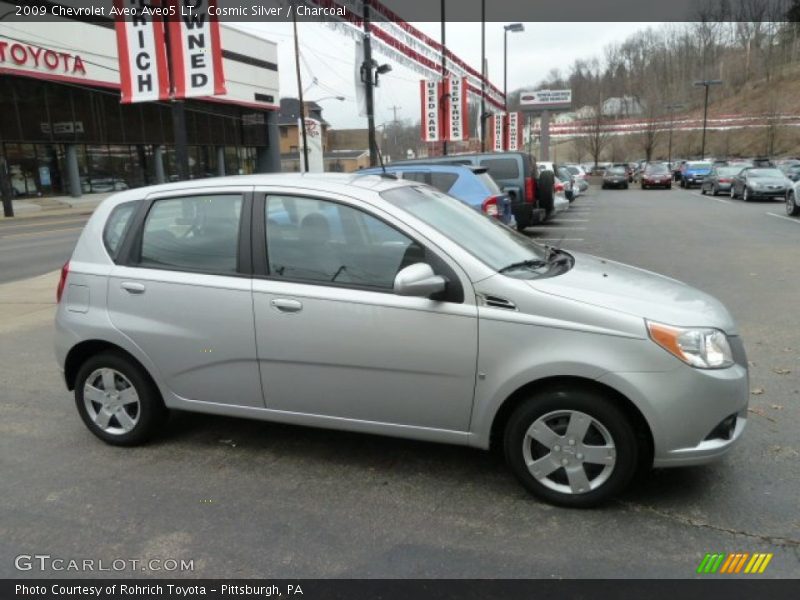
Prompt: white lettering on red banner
<box><xmin>420</xmin><ymin>79</ymin><xmax>441</xmax><ymax>142</ymax></box>
<box><xmin>113</xmin><ymin>0</ymin><xmax>170</xmax><ymax>103</ymax></box>
<box><xmin>167</xmin><ymin>0</ymin><xmax>226</xmax><ymax>99</ymax></box>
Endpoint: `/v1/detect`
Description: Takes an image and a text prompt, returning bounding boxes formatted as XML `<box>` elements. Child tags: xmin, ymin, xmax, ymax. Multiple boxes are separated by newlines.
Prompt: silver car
<box><xmin>55</xmin><ymin>174</ymin><xmax>748</xmax><ymax>508</ymax></box>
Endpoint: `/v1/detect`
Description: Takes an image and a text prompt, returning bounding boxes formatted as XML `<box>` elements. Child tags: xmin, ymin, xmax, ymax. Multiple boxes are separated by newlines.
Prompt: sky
<box><xmin>236</xmin><ymin>21</ymin><xmax>663</xmax><ymax>129</ymax></box>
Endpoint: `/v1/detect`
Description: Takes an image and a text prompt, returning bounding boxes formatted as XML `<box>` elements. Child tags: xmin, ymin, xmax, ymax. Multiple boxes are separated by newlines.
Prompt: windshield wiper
<box><xmin>499</xmin><ymin>259</ymin><xmax>548</xmax><ymax>273</ymax></box>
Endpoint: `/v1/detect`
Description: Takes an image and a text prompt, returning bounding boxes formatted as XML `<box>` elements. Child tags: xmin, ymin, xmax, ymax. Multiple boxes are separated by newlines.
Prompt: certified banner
<box><xmin>445</xmin><ymin>76</ymin><xmax>469</xmax><ymax>142</ymax></box>
<box><xmin>507</xmin><ymin>112</ymin><xmax>523</xmax><ymax>151</ymax></box>
<box><xmin>420</xmin><ymin>79</ymin><xmax>442</xmax><ymax>142</ymax></box>
<box><xmin>490</xmin><ymin>113</ymin><xmax>506</xmax><ymax>152</ymax></box>
<box><xmin>113</xmin><ymin>0</ymin><xmax>170</xmax><ymax>103</ymax></box>
<box><xmin>167</xmin><ymin>0</ymin><xmax>226</xmax><ymax>99</ymax></box>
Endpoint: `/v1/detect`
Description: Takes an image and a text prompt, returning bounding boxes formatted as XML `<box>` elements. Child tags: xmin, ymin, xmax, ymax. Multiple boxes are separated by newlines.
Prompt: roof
<box><xmin>103</xmin><ymin>173</ymin><xmax>412</xmax><ymax>205</ymax></box>
<box><xmin>326</xmin><ymin>150</ymin><xmax>369</xmax><ymax>160</ymax></box>
<box><xmin>277</xmin><ymin>98</ymin><xmax>329</xmax><ymax>127</ymax></box>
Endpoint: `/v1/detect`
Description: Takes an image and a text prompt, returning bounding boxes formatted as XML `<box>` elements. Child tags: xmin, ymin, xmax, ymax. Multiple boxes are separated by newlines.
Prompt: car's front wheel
<box><xmin>504</xmin><ymin>387</ymin><xmax>639</xmax><ymax>508</ymax></box>
<box><xmin>75</xmin><ymin>352</ymin><xmax>167</xmax><ymax>446</ymax></box>
<box><xmin>787</xmin><ymin>190</ymin><xmax>800</xmax><ymax>216</ymax></box>
<box><xmin>743</xmin><ymin>186</ymin><xmax>751</xmax><ymax>202</ymax></box>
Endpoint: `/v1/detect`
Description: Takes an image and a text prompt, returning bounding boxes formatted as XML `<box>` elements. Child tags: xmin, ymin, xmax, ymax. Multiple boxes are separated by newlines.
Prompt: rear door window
<box><xmin>138</xmin><ymin>194</ymin><xmax>243</xmax><ymax>274</ymax></box>
<box><xmin>429</xmin><ymin>172</ymin><xmax>459</xmax><ymax>192</ymax></box>
<box><xmin>479</xmin><ymin>158</ymin><xmax>520</xmax><ymax>180</ymax></box>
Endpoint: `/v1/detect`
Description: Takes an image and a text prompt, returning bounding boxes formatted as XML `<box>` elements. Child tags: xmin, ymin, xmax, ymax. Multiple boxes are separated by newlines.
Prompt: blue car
<box><xmin>680</xmin><ymin>161</ymin><xmax>713</xmax><ymax>188</ymax></box>
<box><xmin>359</xmin><ymin>164</ymin><xmax>516</xmax><ymax>227</ymax></box>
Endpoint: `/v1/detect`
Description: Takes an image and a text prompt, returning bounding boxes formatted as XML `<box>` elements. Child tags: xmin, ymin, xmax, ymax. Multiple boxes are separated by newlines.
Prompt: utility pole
<box><xmin>693</xmin><ymin>79</ymin><xmax>722</xmax><ymax>159</ymax></box>
<box><xmin>363</xmin><ymin>1</ymin><xmax>378</xmax><ymax>167</ymax></box>
<box><xmin>665</xmin><ymin>102</ymin><xmax>684</xmax><ymax>168</ymax></box>
<box><xmin>389</xmin><ymin>105</ymin><xmax>402</xmax><ymax>124</ymax></box>
<box><xmin>0</xmin><ymin>14</ymin><xmax>15</xmax><ymax>215</ymax></box>
<box><xmin>293</xmin><ymin>9</ymin><xmax>309</xmax><ymax>172</ymax></box>
<box><xmin>480</xmin><ymin>0</ymin><xmax>486</xmax><ymax>152</ymax></box>
<box><xmin>440</xmin><ymin>0</ymin><xmax>447</xmax><ymax>156</ymax></box>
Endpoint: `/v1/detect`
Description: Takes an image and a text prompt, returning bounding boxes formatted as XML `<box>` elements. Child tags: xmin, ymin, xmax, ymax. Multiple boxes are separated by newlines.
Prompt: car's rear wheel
<box><xmin>504</xmin><ymin>387</ymin><xmax>638</xmax><ymax>508</ymax></box>
<box><xmin>787</xmin><ymin>190</ymin><xmax>800</xmax><ymax>216</ymax></box>
<box><xmin>712</xmin><ymin>185</ymin><xmax>719</xmax><ymax>196</ymax></box>
<box><xmin>730</xmin><ymin>186</ymin><xmax>737</xmax><ymax>199</ymax></box>
<box><xmin>743</xmin><ymin>186</ymin><xmax>751</xmax><ymax>202</ymax></box>
<box><xmin>700</xmin><ymin>186</ymin><xmax>706</xmax><ymax>195</ymax></box>
<box><xmin>75</xmin><ymin>352</ymin><xmax>167</xmax><ymax>446</ymax></box>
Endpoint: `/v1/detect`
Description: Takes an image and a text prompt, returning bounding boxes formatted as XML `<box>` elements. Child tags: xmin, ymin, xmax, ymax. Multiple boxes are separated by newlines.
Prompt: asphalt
<box><xmin>0</xmin><ymin>184</ymin><xmax>798</xmax><ymax>578</ymax></box>
<box><xmin>0</xmin><ymin>213</ymin><xmax>91</xmax><ymax>284</ymax></box>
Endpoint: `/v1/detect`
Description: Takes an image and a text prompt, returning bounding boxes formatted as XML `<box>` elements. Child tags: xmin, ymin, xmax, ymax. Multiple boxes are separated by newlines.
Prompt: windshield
<box><xmin>645</xmin><ymin>164</ymin><xmax>669</xmax><ymax>174</ymax></box>
<box><xmin>607</xmin><ymin>167</ymin><xmax>626</xmax><ymax>175</ymax></box>
<box><xmin>749</xmin><ymin>168</ymin><xmax>784</xmax><ymax>178</ymax></box>
<box><xmin>688</xmin><ymin>162</ymin><xmax>712</xmax><ymax>170</ymax></box>
<box><xmin>381</xmin><ymin>185</ymin><xmax>548</xmax><ymax>275</ymax></box>
<box><xmin>717</xmin><ymin>167</ymin><xmax>741</xmax><ymax>177</ymax></box>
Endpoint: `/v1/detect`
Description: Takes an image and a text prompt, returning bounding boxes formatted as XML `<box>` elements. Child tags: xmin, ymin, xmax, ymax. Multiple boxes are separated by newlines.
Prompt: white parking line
<box><xmin>536</xmin><ymin>238</ymin><xmax>585</xmax><ymax>242</ymax></box>
<box><xmin>690</xmin><ymin>191</ymin><xmax>732</xmax><ymax>204</ymax></box>
<box><xmin>551</xmin><ymin>218</ymin><xmax>589</xmax><ymax>222</ymax></box>
<box><xmin>766</xmin><ymin>212</ymin><xmax>800</xmax><ymax>224</ymax></box>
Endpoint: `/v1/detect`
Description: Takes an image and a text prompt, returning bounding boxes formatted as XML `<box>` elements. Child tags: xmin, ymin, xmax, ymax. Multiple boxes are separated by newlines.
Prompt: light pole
<box><xmin>1</xmin><ymin>11</ymin><xmax>17</xmax><ymax>216</ymax></box>
<box><xmin>665</xmin><ymin>102</ymin><xmax>685</xmax><ymax>168</ymax></box>
<box><xmin>503</xmin><ymin>23</ymin><xmax>524</xmax><ymax>113</ymax></box>
<box><xmin>693</xmin><ymin>79</ymin><xmax>722</xmax><ymax>159</ymax></box>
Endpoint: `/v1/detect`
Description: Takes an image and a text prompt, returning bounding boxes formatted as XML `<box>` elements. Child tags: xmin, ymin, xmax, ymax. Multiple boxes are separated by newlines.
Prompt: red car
<box><xmin>640</xmin><ymin>163</ymin><xmax>673</xmax><ymax>189</ymax></box>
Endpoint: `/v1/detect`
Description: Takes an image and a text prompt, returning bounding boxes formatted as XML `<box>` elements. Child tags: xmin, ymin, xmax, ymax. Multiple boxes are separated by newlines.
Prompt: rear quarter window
<box><xmin>479</xmin><ymin>158</ymin><xmax>520</xmax><ymax>180</ymax></box>
<box><xmin>103</xmin><ymin>202</ymin><xmax>137</xmax><ymax>257</ymax></box>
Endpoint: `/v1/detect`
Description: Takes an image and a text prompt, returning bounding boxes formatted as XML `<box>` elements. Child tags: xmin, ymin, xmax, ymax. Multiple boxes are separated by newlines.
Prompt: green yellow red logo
<box><xmin>697</xmin><ymin>552</ymin><xmax>773</xmax><ymax>574</ymax></box>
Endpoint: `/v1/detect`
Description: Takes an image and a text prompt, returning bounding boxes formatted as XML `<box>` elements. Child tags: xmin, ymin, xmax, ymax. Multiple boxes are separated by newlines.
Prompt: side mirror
<box><xmin>393</xmin><ymin>263</ymin><xmax>446</xmax><ymax>298</ymax></box>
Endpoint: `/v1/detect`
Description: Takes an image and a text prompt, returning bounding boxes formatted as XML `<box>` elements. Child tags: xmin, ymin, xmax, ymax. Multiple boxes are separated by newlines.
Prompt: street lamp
<box><xmin>503</xmin><ymin>23</ymin><xmax>524</xmax><ymax>112</ymax></box>
<box><xmin>693</xmin><ymin>79</ymin><xmax>722</xmax><ymax>159</ymax></box>
<box><xmin>665</xmin><ymin>102</ymin><xmax>685</xmax><ymax>169</ymax></box>
<box><xmin>309</xmin><ymin>96</ymin><xmax>345</xmax><ymax>103</ymax></box>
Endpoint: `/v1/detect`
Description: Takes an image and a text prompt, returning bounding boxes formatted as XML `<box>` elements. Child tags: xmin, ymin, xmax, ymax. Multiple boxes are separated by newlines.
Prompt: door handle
<box><xmin>121</xmin><ymin>282</ymin><xmax>146</xmax><ymax>294</ymax></box>
<box><xmin>270</xmin><ymin>298</ymin><xmax>303</xmax><ymax>313</ymax></box>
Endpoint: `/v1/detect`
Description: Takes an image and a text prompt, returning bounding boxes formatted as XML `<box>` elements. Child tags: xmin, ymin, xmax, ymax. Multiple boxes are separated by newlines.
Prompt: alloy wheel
<box><xmin>522</xmin><ymin>409</ymin><xmax>616</xmax><ymax>495</ymax></box>
<box><xmin>83</xmin><ymin>368</ymin><xmax>140</xmax><ymax>435</ymax></box>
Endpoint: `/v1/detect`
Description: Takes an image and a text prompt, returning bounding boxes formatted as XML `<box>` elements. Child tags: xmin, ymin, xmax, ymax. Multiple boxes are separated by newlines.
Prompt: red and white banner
<box><xmin>420</xmin><ymin>79</ymin><xmax>442</xmax><ymax>142</ymax></box>
<box><xmin>506</xmin><ymin>112</ymin><xmax>523</xmax><ymax>151</ymax></box>
<box><xmin>489</xmin><ymin>113</ymin><xmax>506</xmax><ymax>152</ymax></box>
<box><xmin>113</xmin><ymin>0</ymin><xmax>170</xmax><ymax>103</ymax></box>
<box><xmin>167</xmin><ymin>0</ymin><xmax>226</xmax><ymax>99</ymax></box>
<box><xmin>445</xmin><ymin>76</ymin><xmax>469</xmax><ymax>142</ymax></box>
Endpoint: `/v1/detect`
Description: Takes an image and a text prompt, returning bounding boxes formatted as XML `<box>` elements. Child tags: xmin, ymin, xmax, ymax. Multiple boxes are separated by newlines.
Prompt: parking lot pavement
<box><xmin>1</xmin><ymin>187</ymin><xmax>799</xmax><ymax>578</ymax></box>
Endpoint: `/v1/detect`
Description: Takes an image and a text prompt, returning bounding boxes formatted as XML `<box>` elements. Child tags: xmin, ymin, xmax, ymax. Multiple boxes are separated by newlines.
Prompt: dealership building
<box><xmin>0</xmin><ymin>4</ymin><xmax>280</xmax><ymax>198</ymax></box>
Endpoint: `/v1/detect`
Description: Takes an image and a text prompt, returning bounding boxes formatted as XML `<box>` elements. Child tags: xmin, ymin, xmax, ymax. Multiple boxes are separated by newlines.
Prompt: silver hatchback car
<box><xmin>55</xmin><ymin>174</ymin><xmax>748</xmax><ymax>507</ymax></box>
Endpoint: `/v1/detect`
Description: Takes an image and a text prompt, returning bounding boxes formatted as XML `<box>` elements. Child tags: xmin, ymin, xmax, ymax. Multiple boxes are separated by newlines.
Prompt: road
<box><xmin>0</xmin><ymin>186</ymin><xmax>798</xmax><ymax>578</ymax></box>
<box><xmin>0</xmin><ymin>213</ymin><xmax>90</xmax><ymax>284</ymax></box>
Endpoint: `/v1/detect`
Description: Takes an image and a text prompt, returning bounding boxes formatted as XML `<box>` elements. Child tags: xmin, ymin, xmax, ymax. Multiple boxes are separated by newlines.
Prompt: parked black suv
<box><xmin>392</xmin><ymin>152</ymin><xmax>555</xmax><ymax>230</ymax></box>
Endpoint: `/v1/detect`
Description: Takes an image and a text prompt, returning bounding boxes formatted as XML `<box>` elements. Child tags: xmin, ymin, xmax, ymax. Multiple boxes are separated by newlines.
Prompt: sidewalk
<box><xmin>1</xmin><ymin>193</ymin><xmax>110</xmax><ymax>221</ymax></box>
<box><xmin>0</xmin><ymin>271</ymin><xmax>59</xmax><ymax>334</ymax></box>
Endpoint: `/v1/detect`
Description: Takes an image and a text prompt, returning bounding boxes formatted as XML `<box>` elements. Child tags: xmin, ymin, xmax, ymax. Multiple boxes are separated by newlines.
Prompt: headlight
<box><xmin>647</xmin><ymin>321</ymin><xmax>734</xmax><ymax>369</ymax></box>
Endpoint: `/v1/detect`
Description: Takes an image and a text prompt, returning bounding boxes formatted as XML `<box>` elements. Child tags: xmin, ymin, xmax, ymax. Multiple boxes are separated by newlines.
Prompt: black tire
<box><xmin>743</xmin><ymin>186</ymin><xmax>751</xmax><ymax>202</ymax></box>
<box><xmin>712</xmin><ymin>185</ymin><xmax>719</xmax><ymax>196</ymax></box>
<box><xmin>537</xmin><ymin>171</ymin><xmax>555</xmax><ymax>213</ymax></box>
<box><xmin>680</xmin><ymin>179</ymin><xmax>686</xmax><ymax>188</ymax></box>
<box><xmin>504</xmin><ymin>386</ymin><xmax>639</xmax><ymax>508</ymax></box>
<box><xmin>787</xmin><ymin>191</ymin><xmax>800</xmax><ymax>216</ymax></box>
<box><xmin>623</xmin><ymin>183</ymin><xmax>629</xmax><ymax>189</ymax></box>
<box><xmin>74</xmin><ymin>351</ymin><xmax>167</xmax><ymax>446</ymax></box>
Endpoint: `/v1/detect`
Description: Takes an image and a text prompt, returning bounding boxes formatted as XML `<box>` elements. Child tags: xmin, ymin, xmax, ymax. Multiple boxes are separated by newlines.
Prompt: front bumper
<box><xmin>748</xmin><ymin>187</ymin><xmax>786</xmax><ymax>198</ymax></box>
<box><xmin>596</xmin><ymin>342</ymin><xmax>749</xmax><ymax>468</ymax></box>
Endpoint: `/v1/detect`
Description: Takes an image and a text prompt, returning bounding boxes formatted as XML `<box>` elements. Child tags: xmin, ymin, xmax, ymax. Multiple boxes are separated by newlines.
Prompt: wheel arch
<box><xmin>64</xmin><ymin>339</ymin><xmax>158</xmax><ymax>394</ymax></box>
<box><xmin>488</xmin><ymin>375</ymin><xmax>654</xmax><ymax>466</ymax></box>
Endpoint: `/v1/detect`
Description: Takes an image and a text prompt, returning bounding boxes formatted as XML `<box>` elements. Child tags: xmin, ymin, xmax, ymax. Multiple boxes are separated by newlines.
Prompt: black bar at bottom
<box><xmin>3</xmin><ymin>579</ymin><xmax>800</xmax><ymax>600</ymax></box>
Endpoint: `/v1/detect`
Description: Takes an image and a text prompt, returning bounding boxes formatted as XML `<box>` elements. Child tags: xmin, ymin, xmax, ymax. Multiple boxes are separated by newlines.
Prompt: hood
<box><xmin>686</xmin><ymin>168</ymin><xmax>711</xmax><ymax>175</ymax></box>
<box><xmin>528</xmin><ymin>251</ymin><xmax>737</xmax><ymax>333</ymax></box>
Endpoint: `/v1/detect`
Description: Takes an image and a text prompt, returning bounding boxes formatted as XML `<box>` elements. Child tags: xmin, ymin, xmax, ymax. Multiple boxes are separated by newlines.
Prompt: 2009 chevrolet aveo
<box><xmin>55</xmin><ymin>173</ymin><xmax>748</xmax><ymax>507</ymax></box>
